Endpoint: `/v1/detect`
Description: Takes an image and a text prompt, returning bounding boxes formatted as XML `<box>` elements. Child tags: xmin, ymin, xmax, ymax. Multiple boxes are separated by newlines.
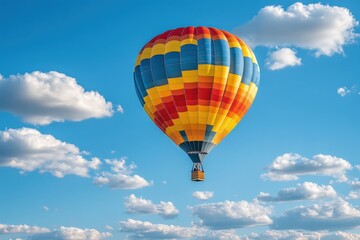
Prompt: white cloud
<box><xmin>235</xmin><ymin>2</ymin><xmax>358</xmax><ymax>57</ymax></box>
<box><xmin>116</xmin><ymin>105</ymin><xmax>124</xmax><ymax>114</ymax></box>
<box><xmin>248</xmin><ymin>230</ymin><xmax>360</xmax><ymax>240</ymax></box>
<box><xmin>124</xmin><ymin>194</ymin><xmax>179</xmax><ymax>219</ymax></box>
<box><xmin>356</xmin><ymin>165</ymin><xmax>360</xmax><ymax>171</ymax></box>
<box><xmin>348</xmin><ymin>191</ymin><xmax>360</xmax><ymax>200</ymax></box>
<box><xmin>272</xmin><ymin>198</ymin><xmax>360</xmax><ymax>230</ymax></box>
<box><xmin>349</xmin><ymin>180</ymin><xmax>360</xmax><ymax>190</ymax></box>
<box><xmin>120</xmin><ymin>219</ymin><xmax>197</xmax><ymax>239</ymax></box>
<box><xmin>337</xmin><ymin>87</ymin><xmax>351</xmax><ymax>97</ymax></box>
<box><xmin>0</xmin><ymin>224</ymin><xmax>111</xmax><ymax>240</ymax></box>
<box><xmin>247</xmin><ymin>230</ymin><xmax>320</xmax><ymax>240</ymax></box>
<box><xmin>337</xmin><ymin>85</ymin><xmax>359</xmax><ymax>97</ymax></box>
<box><xmin>104</xmin><ymin>158</ymin><xmax>136</xmax><ymax>174</ymax></box>
<box><xmin>30</xmin><ymin>226</ymin><xmax>111</xmax><ymax>240</ymax></box>
<box><xmin>93</xmin><ymin>158</ymin><xmax>151</xmax><ymax>190</ymax></box>
<box><xmin>104</xmin><ymin>225</ymin><xmax>113</xmax><ymax>231</ymax></box>
<box><xmin>262</xmin><ymin>153</ymin><xmax>352</xmax><ymax>182</ymax></box>
<box><xmin>266</xmin><ymin>48</ymin><xmax>301</xmax><ymax>70</ymax></box>
<box><xmin>200</xmin><ymin>230</ymin><xmax>241</xmax><ymax>240</ymax></box>
<box><xmin>0</xmin><ymin>71</ymin><xmax>113</xmax><ymax>125</ymax></box>
<box><xmin>257</xmin><ymin>182</ymin><xmax>336</xmax><ymax>202</ymax></box>
<box><xmin>320</xmin><ymin>232</ymin><xmax>360</xmax><ymax>240</ymax></box>
<box><xmin>0</xmin><ymin>128</ymin><xmax>101</xmax><ymax>178</ymax></box>
<box><xmin>93</xmin><ymin>172</ymin><xmax>150</xmax><ymax>190</ymax></box>
<box><xmin>43</xmin><ymin>206</ymin><xmax>49</xmax><ymax>212</ymax></box>
<box><xmin>0</xmin><ymin>224</ymin><xmax>50</xmax><ymax>235</ymax></box>
<box><xmin>190</xmin><ymin>200</ymin><xmax>272</xmax><ymax>229</ymax></box>
<box><xmin>192</xmin><ymin>191</ymin><xmax>214</xmax><ymax>200</ymax></box>
<box><xmin>120</xmin><ymin>219</ymin><xmax>241</xmax><ymax>240</ymax></box>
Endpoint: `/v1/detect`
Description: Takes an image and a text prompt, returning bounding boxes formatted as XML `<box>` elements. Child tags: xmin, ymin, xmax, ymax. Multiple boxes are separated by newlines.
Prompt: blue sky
<box><xmin>0</xmin><ymin>0</ymin><xmax>359</xmax><ymax>239</ymax></box>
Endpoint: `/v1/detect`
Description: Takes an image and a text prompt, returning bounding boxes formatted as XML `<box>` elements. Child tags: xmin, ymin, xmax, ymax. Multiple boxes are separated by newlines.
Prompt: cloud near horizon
<box><xmin>0</xmin><ymin>224</ymin><xmax>50</xmax><ymax>235</ymax></box>
<box><xmin>271</xmin><ymin>198</ymin><xmax>360</xmax><ymax>231</ymax></box>
<box><xmin>3</xmin><ymin>221</ymin><xmax>360</xmax><ymax>240</ymax></box>
<box><xmin>0</xmin><ymin>71</ymin><xmax>114</xmax><ymax>125</ymax></box>
<box><xmin>120</xmin><ymin>219</ymin><xmax>197</xmax><ymax>239</ymax></box>
<box><xmin>120</xmin><ymin>219</ymin><xmax>242</xmax><ymax>240</ymax></box>
<box><xmin>248</xmin><ymin>230</ymin><xmax>360</xmax><ymax>240</ymax></box>
<box><xmin>29</xmin><ymin>226</ymin><xmax>111</xmax><ymax>240</ymax></box>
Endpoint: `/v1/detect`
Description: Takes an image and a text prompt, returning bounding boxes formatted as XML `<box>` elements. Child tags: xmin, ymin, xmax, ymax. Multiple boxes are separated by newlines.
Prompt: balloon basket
<box><xmin>191</xmin><ymin>163</ymin><xmax>205</xmax><ymax>181</ymax></box>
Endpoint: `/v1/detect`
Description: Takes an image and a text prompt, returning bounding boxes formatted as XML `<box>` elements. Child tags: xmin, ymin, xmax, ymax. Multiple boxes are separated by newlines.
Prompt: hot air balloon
<box><xmin>133</xmin><ymin>26</ymin><xmax>260</xmax><ymax>181</ymax></box>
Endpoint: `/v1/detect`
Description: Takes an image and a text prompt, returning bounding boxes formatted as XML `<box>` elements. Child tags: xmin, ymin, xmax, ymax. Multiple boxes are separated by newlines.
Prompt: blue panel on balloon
<box><xmin>181</xmin><ymin>44</ymin><xmax>198</xmax><ymax>71</ymax></box>
<box><xmin>252</xmin><ymin>63</ymin><xmax>260</xmax><ymax>87</ymax></box>
<box><xmin>140</xmin><ymin>59</ymin><xmax>156</xmax><ymax>89</ymax></box>
<box><xmin>151</xmin><ymin>55</ymin><xmax>168</xmax><ymax>86</ymax></box>
<box><xmin>213</xmin><ymin>39</ymin><xmax>230</xmax><ymax>67</ymax></box>
<box><xmin>134</xmin><ymin>66</ymin><xmax>148</xmax><ymax>97</ymax></box>
<box><xmin>241</xmin><ymin>57</ymin><xmax>253</xmax><ymax>85</ymax></box>
<box><xmin>198</xmin><ymin>38</ymin><xmax>213</xmax><ymax>65</ymax></box>
<box><xmin>134</xmin><ymin>82</ymin><xmax>145</xmax><ymax>106</ymax></box>
<box><xmin>165</xmin><ymin>52</ymin><xmax>182</xmax><ymax>78</ymax></box>
<box><xmin>229</xmin><ymin>47</ymin><xmax>244</xmax><ymax>75</ymax></box>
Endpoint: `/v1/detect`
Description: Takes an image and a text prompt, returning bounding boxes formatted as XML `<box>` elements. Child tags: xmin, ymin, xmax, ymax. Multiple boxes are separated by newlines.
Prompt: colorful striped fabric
<box><xmin>134</xmin><ymin>26</ymin><xmax>260</xmax><ymax>163</ymax></box>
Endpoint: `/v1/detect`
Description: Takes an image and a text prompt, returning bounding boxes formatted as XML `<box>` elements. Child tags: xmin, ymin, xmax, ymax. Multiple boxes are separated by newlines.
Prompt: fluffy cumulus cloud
<box><xmin>190</xmin><ymin>200</ymin><xmax>272</xmax><ymax>229</ymax></box>
<box><xmin>120</xmin><ymin>219</ymin><xmax>241</xmax><ymax>240</ymax></box>
<box><xmin>0</xmin><ymin>224</ymin><xmax>50</xmax><ymax>235</ymax></box>
<box><xmin>124</xmin><ymin>194</ymin><xmax>179</xmax><ymax>219</ymax></box>
<box><xmin>120</xmin><ymin>219</ymin><xmax>197</xmax><ymax>239</ymax></box>
<box><xmin>192</xmin><ymin>191</ymin><xmax>214</xmax><ymax>200</ymax></box>
<box><xmin>0</xmin><ymin>128</ymin><xmax>101</xmax><ymax>177</ymax></box>
<box><xmin>30</xmin><ymin>226</ymin><xmax>111</xmax><ymax>240</ymax></box>
<box><xmin>257</xmin><ymin>182</ymin><xmax>336</xmax><ymax>202</ymax></box>
<box><xmin>262</xmin><ymin>153</ymin><xmax>352</xmax><ymax>182</ymax></box>
<box><xmin>93</xmin><ymin>158</ymin><xmax>151</xmax><ymax>190</ymax></box>
<box><xmin>235</xmin><ymin>2</ymin><xmax>358</xmax><ymax>57</ymax></box>
<box><xmin>266</xmin><ymin>48</ymin><xmax>301</xmax><ymax>70</ymax></box>
<box><xmin>272</xmin><ymin>198</ymin><xmax>360</xmax><ymax>231</ymax></box>
<box><xmin>247</xmin><ymin>230</ymin><xmax>360</xmax><ymax>240</ymax></box>
<box><xmin>0</xmin><ymin>71</ymin><xmax>113</xmax><ymax>125</ymax></box>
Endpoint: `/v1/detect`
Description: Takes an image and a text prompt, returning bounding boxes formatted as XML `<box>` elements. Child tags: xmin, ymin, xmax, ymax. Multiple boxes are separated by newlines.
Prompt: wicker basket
<box><xmin>191</xmin><ymin>171</ymin><xmax>205</xmax><ymax>181</ymax></box>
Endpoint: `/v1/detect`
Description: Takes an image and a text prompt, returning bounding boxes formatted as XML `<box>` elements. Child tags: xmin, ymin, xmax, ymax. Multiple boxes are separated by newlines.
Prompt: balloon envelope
<box><xmin>134</xmin><ymin>26</ymin><xmax>260</xmax><ymax>164</ymax></box>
